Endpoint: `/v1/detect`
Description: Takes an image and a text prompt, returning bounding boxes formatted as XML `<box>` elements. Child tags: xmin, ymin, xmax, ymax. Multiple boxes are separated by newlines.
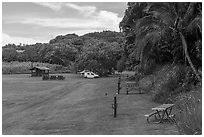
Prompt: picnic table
<box><xmin>145</xmin><ymin>104</ymin><xmax>175</xmax><ymax>123</ymax></box>
<box><xmin>42</xmin><ymin>75</ymin><xmax>65</xmax><ymax>80</ymax></box>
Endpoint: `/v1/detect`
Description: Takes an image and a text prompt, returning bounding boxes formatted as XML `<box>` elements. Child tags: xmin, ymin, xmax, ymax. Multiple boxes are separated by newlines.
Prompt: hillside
<box><xmin>3</xmin><ymin>31</ymin><xmax>125</xmax><ymax>76</ymax></box>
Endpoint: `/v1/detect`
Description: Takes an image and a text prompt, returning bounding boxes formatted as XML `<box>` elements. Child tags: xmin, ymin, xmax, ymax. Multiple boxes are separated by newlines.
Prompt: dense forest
<box><xmin>120</xmin><ymin>2</ymin><xmax>201</xmax><ymax>79</ymax></box>
<box><xmin>2</xmin><ymin>31</ymin><xmax>125</xmax><ymax>76</ymax></box>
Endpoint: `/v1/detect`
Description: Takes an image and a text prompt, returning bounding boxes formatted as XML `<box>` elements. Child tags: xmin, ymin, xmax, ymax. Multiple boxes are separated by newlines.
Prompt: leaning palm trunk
<box><xmin>180</xmin><ymin>32</ymin><xmax>201</xmax><ymax>81</ymax></box>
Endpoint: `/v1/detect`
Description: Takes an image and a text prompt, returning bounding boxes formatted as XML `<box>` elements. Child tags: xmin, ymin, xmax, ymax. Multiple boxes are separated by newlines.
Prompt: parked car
<box><xmin>84</xmin><ymin>71</ymin><xmax>99</xmax><ymax>78</ymax></box>
<box><xmin>79</xmin><ymin>70</ymin><xmax>90</xmax><ymax>75</ymax></box>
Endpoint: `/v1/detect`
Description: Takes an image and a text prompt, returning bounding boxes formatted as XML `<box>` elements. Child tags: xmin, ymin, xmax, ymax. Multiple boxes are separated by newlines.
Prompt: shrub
<box><xmin>143</xmin><ymin>58</ymin><xmax>157</xmax><ymax>75</ymax></box>
<box><xmin>175</xmin><ymin>88</ymin><xmax>202</xmax><ymax>135</ymax></box>
<box><xmin>151</xmin><ymin>64</ymin><xmax>186</xmax><ymax>103</ymax></box>
<box><xmin>117</xmin><ymin>56</ymin><xmax>126</xmax><ymax>73</ymax></box>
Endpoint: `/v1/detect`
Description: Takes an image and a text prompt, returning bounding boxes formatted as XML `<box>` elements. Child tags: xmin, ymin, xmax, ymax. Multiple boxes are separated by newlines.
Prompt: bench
<box><xmin>126</xmin><ymin>81</ymin><xmax>142</xmax><ymax>94</ymax></box>
<box><xmin>42</xmin><ymin>75</ymin><xmax>65</xmax><ymax>80</ymax></box>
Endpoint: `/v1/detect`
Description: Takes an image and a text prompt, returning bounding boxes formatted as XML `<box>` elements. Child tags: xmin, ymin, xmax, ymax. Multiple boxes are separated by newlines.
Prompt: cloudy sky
<box><xmin>2</xmin><ymin>2</ymin><xmax>127</xmax><ymax>46</ymax></box>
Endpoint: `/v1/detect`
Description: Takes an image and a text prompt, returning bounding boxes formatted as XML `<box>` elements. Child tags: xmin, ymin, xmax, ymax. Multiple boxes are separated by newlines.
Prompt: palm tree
<box><xmin>122</xmin><ymin>2</ymin><xmax>201</xmax><ymax>80</ymax></box>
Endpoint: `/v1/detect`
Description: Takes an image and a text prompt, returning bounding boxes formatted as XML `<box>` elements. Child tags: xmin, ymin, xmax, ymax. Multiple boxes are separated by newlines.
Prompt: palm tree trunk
<box><xmin>180</xmin><ymin>32</ymin><xmax>201</xmax><ymax>81</ymax></box>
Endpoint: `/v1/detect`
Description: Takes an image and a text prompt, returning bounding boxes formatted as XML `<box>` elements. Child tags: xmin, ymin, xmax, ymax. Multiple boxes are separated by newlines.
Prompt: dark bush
<box><xmin>151</xmin><ymin>65</ymin><xmax>186</xmax><ymax>103</ymax></box>
<box><xmin>42</xmin><ymin>75</ymin><xmax>49</xmax><ymax>80</ymax></box>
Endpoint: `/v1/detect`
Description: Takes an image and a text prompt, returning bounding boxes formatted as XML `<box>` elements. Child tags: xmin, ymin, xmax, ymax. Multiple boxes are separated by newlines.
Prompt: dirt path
<box><xmin>2</xmin><ymin>74</ymin><xmax>179</xmax><ymax>135</ymax></box>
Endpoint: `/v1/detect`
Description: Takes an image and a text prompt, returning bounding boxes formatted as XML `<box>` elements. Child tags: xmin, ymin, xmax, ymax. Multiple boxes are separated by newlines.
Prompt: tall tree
<box><xmin>120</xmin><ymin>2</ymin><xmax>202</xmax><ymax>80</ymax></box>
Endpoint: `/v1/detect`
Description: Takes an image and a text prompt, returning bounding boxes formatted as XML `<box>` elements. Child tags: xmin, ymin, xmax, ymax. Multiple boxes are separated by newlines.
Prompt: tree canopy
<box><xmin>3</xmin><ymin>31</ymin><xmax>125</xmax><ymax>76</ymax></box>
<box><xmin>120</xmin><ymin>2</ymin><xmax>202</xmax><ymax>79</ymax></box>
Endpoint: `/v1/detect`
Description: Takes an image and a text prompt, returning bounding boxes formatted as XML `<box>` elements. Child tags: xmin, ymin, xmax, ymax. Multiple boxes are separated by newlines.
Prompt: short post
<box><xmin>112</xmin><ymin>96</ymin><xmax>117</xmax><ymax>117</ymax></box>
<box><xmin>117</xmin><ymin>82</ymin><xmax>120</xmax><ymax>94</ymax></box>
<box><xmin>119</xmin><ymin>75</ymin><xmax>121</xmax><ymax>82</ymax></box>
<box><xmin>117</xmin><ymin>76</ymin><xmax>121</xmax><ymax>94</ymax></box>
<box><xmin>126</xmin><ymin>83</ymin><xmax>129</xmax><ymax>95</ymax></box>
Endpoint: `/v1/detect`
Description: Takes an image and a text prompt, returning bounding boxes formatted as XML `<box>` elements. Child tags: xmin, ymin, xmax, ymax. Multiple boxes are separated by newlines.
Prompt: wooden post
<box><xmin>112</xmin><ymin>96</ymin><xmax>117</xmax><ymax>117</ymax></box>
<box><xmin>117</xmin><ymin>82</ymin><xmax>120</xmax><ymax>94</ymax></box>
<box><xmin>126</xmin><ymin>83</ymin><xmax>129</xmax><ymax>95</ymax></box>
<box><xmin>117</xmin><ymin>76</ymin><xmax>121</xmax><ymax>94</ymax></box>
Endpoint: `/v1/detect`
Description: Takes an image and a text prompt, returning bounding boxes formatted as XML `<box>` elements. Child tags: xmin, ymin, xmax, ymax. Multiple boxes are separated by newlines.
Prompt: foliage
<box><xmin>120</xmin><ymin>2</ymin><xmax>202</xmax><ymax>80</ymax></box>
<box><xmin>151</xmin><ymin>64</ymin><xmax>187</xmax><ymax>103</ymax></box>
<box><xmin>148</xmin><ymin>63</ymin><xmax>200</xmax><ymax>105</ymax></box>
<box><xmin>175</xmin><ymin>88</ymin><xmax>202</xmax><ymax>135</ymax></box>
<box><xmin>2</xmin><ymin>47</ymin><xmax>18</xmax><ymax>62</ymax></box>
<box><xmin>83</xmin><ymin>30</ymin><xmax>124</xmax><ymax>44</ymax></box>
<box><xmin>3</xmin><ymin>31</ymin><xmax>124</xmax><ymax>75</ymax></box>
<box><xmin>116</xmin><ymin>56</ymin><xmax>126</xmax><ymax>72</ymax></box>
<box><xmin>76</xmin><ymin>38</ymin><xmax>123</xmax><ymax>76</ymax></box>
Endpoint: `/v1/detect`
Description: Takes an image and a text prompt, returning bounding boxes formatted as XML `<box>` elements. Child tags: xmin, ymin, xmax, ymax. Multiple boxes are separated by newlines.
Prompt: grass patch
<box><xmin>2</xmin><ymin>61</ymin><xmax>70</xmax><ymax>74</ymax></box>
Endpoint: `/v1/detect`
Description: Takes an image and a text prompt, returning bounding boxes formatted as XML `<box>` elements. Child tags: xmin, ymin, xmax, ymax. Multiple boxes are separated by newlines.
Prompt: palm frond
<box><xmin>182</xmin><ymin>3</ymin><xmax>197</xmax><ymax>26</ymax></box>
<box><xmin>133</xmin><ymin>15</ymin><xmax>162</xmax><ymax>40</ymax></box>
<box><xmin>134</xmin><ymin>15</ymin><xmax>157</xmax><ymax>29</ymax></box>
<box><xmin>147</xmin><ymin>3</ymin><xmax>178</xmax><ymax>26</ymax></box>
<box><xmin>186</xmin><ymin>15</ymin><xmax>202</xmax><ymax>34</ymax></box>
<box><xmin>134</xmin><ymin>31</ymin><xmax>161</xmax><ymax>61</ymax></box>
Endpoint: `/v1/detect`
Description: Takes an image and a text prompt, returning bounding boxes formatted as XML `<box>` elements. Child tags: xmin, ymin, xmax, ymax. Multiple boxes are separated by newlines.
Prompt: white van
<box><xmin>79</xmin><ymin>70</ymin><xmax>89</xmax><ymax>75</ymax></box>
<box><xmin>84</xmin><ymin>71</ymin><xmax>99</xmax><ymax>78</ymax></box>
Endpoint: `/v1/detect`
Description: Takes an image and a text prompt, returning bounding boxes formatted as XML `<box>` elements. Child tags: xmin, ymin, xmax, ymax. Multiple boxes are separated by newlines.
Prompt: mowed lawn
<box><xmin>2</xmin><ymin>74</ymin><xmax>179</xmax><ymax>135</ymax></box>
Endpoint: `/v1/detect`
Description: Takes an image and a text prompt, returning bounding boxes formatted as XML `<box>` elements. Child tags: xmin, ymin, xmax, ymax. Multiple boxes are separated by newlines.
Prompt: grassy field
<box><xmin>2</xmin><ymin>73</ymin><xmax>179</xmax><ymax>135</ymax></box>
<box><xmin>2</xmin><ymin>61</ymin><xmax>70</xmax><ymax>74</ymax></box>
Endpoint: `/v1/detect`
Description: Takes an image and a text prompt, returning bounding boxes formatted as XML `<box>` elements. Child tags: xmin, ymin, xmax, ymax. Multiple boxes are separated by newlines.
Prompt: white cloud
<box><xmin>31</xmin><ymin>2</ymin><xmax>122</xmax><ymax>31</ymax></box>
<box><xmin>34</xmin><ymin>2</ymin><xmax>63</xmax><ymax>11</ymax></box>
<box><xmin>2</xmin><ymin>33</ymin><xmax>48</xmax><ymax>46</ymax></box>
<box><xmin>6</xmin><ymin>10</ymin><xmax>122</xmax><ymax>32</ymax></box>
<box><xmin>34</xmin><ymin>2</ymin><xmax>97</xmax><ymax>17</ymax></box>
<box><xmin>65</xmin><ymin>3</ymin><xmax>96</xmax><ymax>16</ymax></box>
<box><xmin>13</xmin><ymin>18</ymin><xmax>99</xmax><ymax>29</ymax></box>
<box><xmin>96</xmin><ymin>10</ymin><xmax>123</xmax><ymax>30</ymax></box>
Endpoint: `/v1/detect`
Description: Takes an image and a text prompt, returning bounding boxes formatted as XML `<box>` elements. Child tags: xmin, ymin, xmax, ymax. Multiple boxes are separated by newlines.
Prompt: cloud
<box><xmin>11</xmin><ymin>18</ymin><xmax>98</xmax><ymax>29</ymax></box>
<box><xmin>6</xmin><ymin>8</ymin><xmax>122</xmax><ymax>32</ymax></box>
<box><xmin>32</xmin><ymin>2</ymin><xmax>122</xmax><ymax>30</ymax></box>
<box><xmin>34</xmin><ymin>2</ymin><xmax>63</xmax><ymax>11</ymax></box>
<box><xmin>65</xmin><ymin>3</ymin><xmax>96</xmax><ymax>16</ymax></box>
<box><xmin>2</xmin><ymin>33</ymin><xmax>48</xmax><ymax>46</ymax></box>
<box><xmin>96</xmin><ymin>10</ymin><xmax>123</xmax><ymax>30</ymax></box>
<box><xmin>7</xmin><ymin>16</ymin><xmax>122</xmax><ymax>32</ymax></box>
<box><xmin>34</xmin><ymin>2</ymin><xmax>97</xmax><ymax>16</ymax></box>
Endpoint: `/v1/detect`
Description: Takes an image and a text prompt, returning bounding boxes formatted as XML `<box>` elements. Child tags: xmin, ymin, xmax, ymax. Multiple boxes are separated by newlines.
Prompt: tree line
<box><xmin>2</xmin><ymin>31</ymin><xmax>124</xmax><ymax>76</ymax></box>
